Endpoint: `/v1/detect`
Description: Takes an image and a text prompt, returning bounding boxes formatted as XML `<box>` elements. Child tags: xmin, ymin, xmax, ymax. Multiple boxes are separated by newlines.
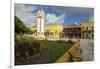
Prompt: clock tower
<box><xmin>36</xmin><ymin>10</ymin><xmax>45</xmax><ymax>35</ymax></box>
<box><xmin>34</xmin><ymin>10</ymin><xmax>46</xmax><ymax>40</ymax></box>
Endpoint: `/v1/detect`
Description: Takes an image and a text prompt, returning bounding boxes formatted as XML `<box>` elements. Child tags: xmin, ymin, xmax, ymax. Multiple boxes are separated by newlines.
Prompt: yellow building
<box><xmin>81</xmin><ymin>22</ymin><xmax>94</xmax><ymax>39</ymax></box>
<box><xmin>30</xmin><ymin>24</ymin><xmax>63</xmax><ymax>38</ymax></box>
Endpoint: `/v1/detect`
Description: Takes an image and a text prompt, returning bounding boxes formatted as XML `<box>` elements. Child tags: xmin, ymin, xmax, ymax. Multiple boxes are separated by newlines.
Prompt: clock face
<box><xmin>37</xmin><ymin>11</ymin><xmax>45</xmax><ymax>18</ymax></box>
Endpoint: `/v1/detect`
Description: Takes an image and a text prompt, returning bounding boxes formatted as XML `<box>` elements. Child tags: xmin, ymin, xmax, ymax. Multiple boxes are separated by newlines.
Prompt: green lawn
<box><xmin>15</xmin><ymin>38</ymin><xmax>74</xmax><ymax>65</ymax></box>
<box><xmin>36</xmin><ymin>40</ymin><xmax>74</xmax><ymax>63</ymax></box>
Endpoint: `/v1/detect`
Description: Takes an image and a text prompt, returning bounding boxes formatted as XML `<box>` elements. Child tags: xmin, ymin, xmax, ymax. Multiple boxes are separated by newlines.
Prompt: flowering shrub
<box><xmin>15</xmin><ymin>34</ymin><xmax>47</xmax><ymax>61</ymax></box>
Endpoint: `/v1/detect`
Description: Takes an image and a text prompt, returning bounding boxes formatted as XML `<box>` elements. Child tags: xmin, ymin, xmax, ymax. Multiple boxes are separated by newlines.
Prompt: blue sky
<box><xmin>15</xmin><ymin>4</ymin><xmax>94</xmax><ymax>27</ymax></box>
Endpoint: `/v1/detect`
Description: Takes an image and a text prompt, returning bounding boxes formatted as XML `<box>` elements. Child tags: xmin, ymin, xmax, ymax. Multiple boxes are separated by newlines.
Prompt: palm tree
<box><xmin>45</xmin><ymin>30</ymin><xmax>50</xmax><ymax>37</ymax></box>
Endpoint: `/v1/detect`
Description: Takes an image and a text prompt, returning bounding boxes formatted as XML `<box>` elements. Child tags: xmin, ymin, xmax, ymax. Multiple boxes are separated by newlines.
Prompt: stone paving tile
<box><xmin>80</xmin><ymin>39</ymin><xmax>94</xmax><ymax>61</ymax></box>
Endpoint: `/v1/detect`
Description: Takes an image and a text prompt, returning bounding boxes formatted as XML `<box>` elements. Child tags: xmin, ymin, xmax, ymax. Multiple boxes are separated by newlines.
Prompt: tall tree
<box><xmin>15</xmin><ymin>16</ymin><xmax>32</xmax><ymax>34</ymax></box>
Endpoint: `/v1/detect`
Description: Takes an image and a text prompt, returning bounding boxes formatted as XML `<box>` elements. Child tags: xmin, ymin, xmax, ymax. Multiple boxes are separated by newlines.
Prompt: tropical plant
<box><xmin>15</xmin><ymin>16</ymin><xmax>33</xmax><ymax>34</ymax></box>
<box><xmin>45</xmin><ymin>30</ymin><xmax>50</xmax><ymax>36</ymax></box>
<box><xmin>15</xmin><ymin>36</ymin><xmax>46</xmax><ymax>59</ymax></box>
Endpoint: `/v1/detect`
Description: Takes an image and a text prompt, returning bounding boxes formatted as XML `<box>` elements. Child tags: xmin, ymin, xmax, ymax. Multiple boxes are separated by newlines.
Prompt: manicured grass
<box><xmin>15</xmin><ymin>37</ymin><xmax>74</xmax><ymax>65</ymax></box>
<box><xmin>37</xmin><ymin>40</ymin><xmax>74</xmax><ymax>63</ymax></box>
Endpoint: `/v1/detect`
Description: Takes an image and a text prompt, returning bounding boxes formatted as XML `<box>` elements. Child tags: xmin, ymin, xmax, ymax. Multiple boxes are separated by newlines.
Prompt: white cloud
<box><xmin>15</xmin><ymin>4</ymin><xmax>36</xmax><ymax>27</ymax></box>
<box><xmin>15</xmin><ymin>4</ymin><xmax>66</xmax><ymax>27</ymax></box>
<box><xmin>46</xmin><ymin>13</ymin><xmax>66</xmax><ymax>24</ymax></box>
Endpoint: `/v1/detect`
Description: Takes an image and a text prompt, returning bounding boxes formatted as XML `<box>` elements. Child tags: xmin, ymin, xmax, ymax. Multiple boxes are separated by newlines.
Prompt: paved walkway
<box><xmin>55</xmin><ymin>40</ymin><xmax>82</xmax><ymax>63</ymax></box>
<box><xmin>55</xmin><ymin>39</ymin><xmax>94</xmax><ymax>63</ymax></box>
<box><xmin>80</xmin><ymin>39</ymin><xmax>94</xmax><ymax>61</ymax></box>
